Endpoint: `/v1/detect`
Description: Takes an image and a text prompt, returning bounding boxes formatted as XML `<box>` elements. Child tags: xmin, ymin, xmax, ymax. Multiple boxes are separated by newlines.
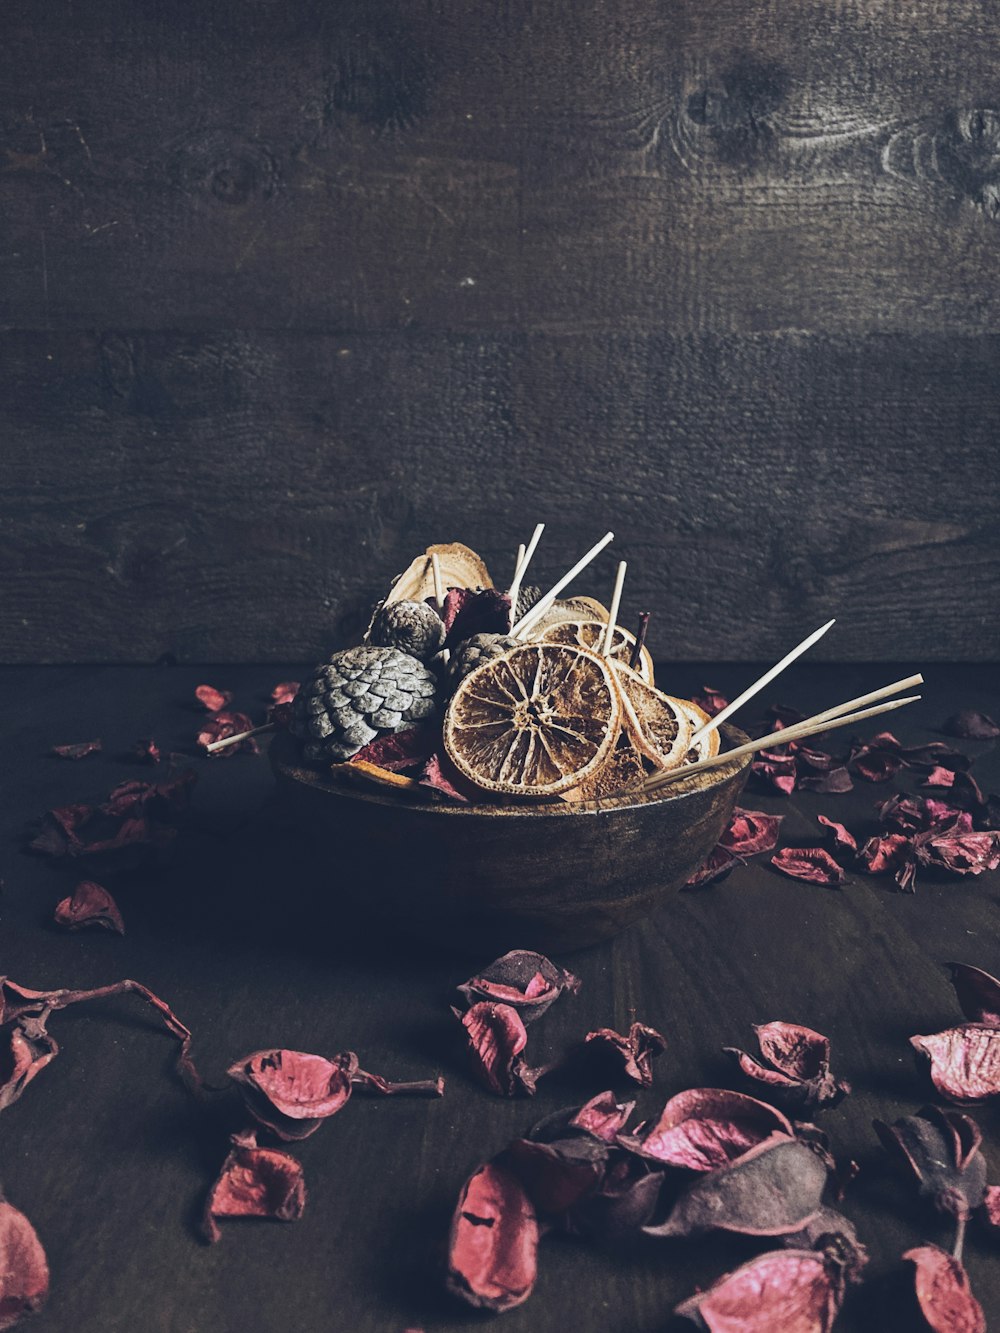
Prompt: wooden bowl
<box><xmin>270</xmin><ymin>727</ymin><xmax>751</xmax><ymax>954</ymax></box>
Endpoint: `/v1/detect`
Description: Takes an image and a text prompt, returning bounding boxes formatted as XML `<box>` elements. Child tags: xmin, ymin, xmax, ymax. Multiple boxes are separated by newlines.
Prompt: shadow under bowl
<box><xmin>270</xmin><ymin>727</ymin><xmax>751</xmax><ymax>955</ymax></box>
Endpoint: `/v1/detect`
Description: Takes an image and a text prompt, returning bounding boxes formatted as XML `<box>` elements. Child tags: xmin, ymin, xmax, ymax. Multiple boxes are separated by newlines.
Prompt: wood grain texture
<box><xmin>1</xmin><ymin>329</ymin><xmax>998</xmax><ymax>662</ymax></box>
<box><xmin>2</xmin><ymin>661</ymin><xmax>1000</xmax><ymax>1331</ymax></box>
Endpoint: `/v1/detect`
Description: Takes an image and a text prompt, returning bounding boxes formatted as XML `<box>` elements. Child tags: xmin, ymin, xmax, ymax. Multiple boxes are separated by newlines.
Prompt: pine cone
<box><xmin>514</xmin><ymin>584</ymin><xmax>542</xmax><ymax>622</ymax></box>
<box><xmin>292</xmin><ymin>647</ymin><xmax>438</xmax><ymax>762</ymax></box>
<box><xmin>449</xmin><ymin>633</ymin><xmax>521</xmax><ymax>686</ymax></box>
<box><xmin>369</xmin><ymin>599</ymin><xmax>445</xmax><ymax>662</ymax></box>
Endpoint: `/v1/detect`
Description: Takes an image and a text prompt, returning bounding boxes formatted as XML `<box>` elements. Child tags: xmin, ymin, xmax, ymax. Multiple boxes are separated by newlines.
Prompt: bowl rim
<box><xmin>271</xmin><ymin>724</ymin><xmax>753</xmax><ymax>820</ymax></box>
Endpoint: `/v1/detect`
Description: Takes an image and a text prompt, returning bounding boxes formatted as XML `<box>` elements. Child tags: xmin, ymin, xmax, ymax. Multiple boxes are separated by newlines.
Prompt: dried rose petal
<box><xmin>949</xmin><ymin>963</ymin><xmax>1000</xmax><ymax>1026</ymax></box>
<box><xmin>53</xmin><ymin>881</ymin><xmax>124</xmax><ymax>935</ymax></box>
<box><xmin>875</xmin><ymin>1106</ymin><xmax>986</xmax><ymax>1225</ymax></box>
<box><xmin>675</xmin><ymin>1248</ymin><xmax>845</xmax><ymax>1332</ymax></box>
<box><xmin>446</xmin><ymin>1161</ymin><xmax>538</xmax><ymax>1313</ymax></box>
<box><xmin>441</xmin><ymin>588</ymin><xmax>512</xmax><ymax>649</ymax></box>
<box><xmin>913</xmin><ymin>826</ymin><xmax>1000</xmax><ymax>877</ymax></box>
<box><xmin>0</xmin><ymin>1023</ymin><xmax>59</xmax><ymax>1112</ymax></box>
<box><xmin>925</xmin><ymin>801</ymin><xmax>974</xmax><ymax>831</ymax></box>
<box><xmin>645</xmin><ymin>1135</ymin><xmax>829</xmax><ymax>1239</ymax></box>
<box><xmin>456</xmin><ymin>1003</ymin><xmax>542</xmax><ymax>1096</ymax></box>
<box><xmin>417</xmin><ymin>751</ymin><xmax>477</xmax><ymax>803</ymax></box>
<box><xmin>569</xmin><ymin>1090</ymin><xmax>635</xmax><ymax>1141</ymax></box>
<box><xmin>692</xmin><ymin>686</ymin><xmax>729</xmax><ymax>717</ymax></box>
<box><xmin>911</xmin><ymin>1026</ymin><xmax>1000</xmax><ymax>1103</ymax></box>
<box><xmin>49</xmin><ymin>739</ymin><xmax>101</xmax><ymax>760</ymax></box>
<box><xmin>582</xmin><ymin>1022</ymin><xmax>666</xmax><ymax>1087</ymax></box>
<box><xmin>817</xmin><ymin>815</ymin><xmax>858</xmax><ymax>855</ymax></box>
<box><xmin>751</xmin><ymin>750</ymin><xmax>798</xmax><ymax>795</ymax></box>
<box><xmin>979</xmin><ymin>1184</ymin><xmax>1000</xmax><ymax>1231</ymax></box>
<box><xmin>625</xmin><ymin>1087</ymin><xmax>793</xmax><ymax>1171</ymax></box>
<box><xmin>725</xmin><ymin>1022</ymin><xmax>850</xmax><ymax>1112</ymax></box>
<box><xmin>457</xmin><ymin>951</ymin><xmax>580</xmax><ymax>1023</ymax></box>
<box><xmin>195</xmin><ymin>684</ymin><xmax>233</xmax><ymax>712</ymax></box>
<box><xmin>683</xmin><ymin>845</ymin><xmax>740</xmax><ymax>889</ymax></box>
<box><xmin>798</xmin><ymin>763</ymin><xmax>853</xmax><ymax>794</ymax></box>
<box><xmin>720</xmin><ymin>808</ymin><xmax>783</xmax><ymax>857</ymax></box>
<box><xmin>197</xmin><ymin>711</ymin><xmax>258</xmax><ymax>757</ymax></box>
<box><xmin>924</xmin><ymin>766</ymin><xmax>957</xmax><ymax>788</ymax></box>
<box><xmin>900</xmin><ymin>740</ymin><xmax>972</xmax><ymax>774</ymax></box>
<box><xmin>877</xmin><ymin>793</ymin><xmax>932</xmax><ymax>833</ymax></box>
<box><xmin>850</xmin><ymin>731</ymin><xmax>905</xmax><ymax>783</ymax></box>
<box><xmin>944</xmin><ymin>710</ymin><xmax>1000</xmax><ymax>740</ymax></box>
<box><xmin>202</xmin><ymin>1137</ymin><xmax>306</xmax><ymax>1243</ymax></box>
<box><xmin>903</xmin><ymin>1245</ymin><xmax>985</xmax><ymax>1333</ymax></box>
<box><xmin>771</xmin><ymin>847</ymin><xmax>845</xmax><ymax>886</ymax></box>
<box><xmin>858</xmin><ymin>832</ymin><xmax>910</xmax><ymax>876</ymax></box>
<box><xmin>227</xmin><ymin>1049</ymin><xmax>356</xmax><ymax>1139</ymax></box>
<box><xmin>0</xmin><ymin>1197</ymin><xmax>49</xmax><ymax>1330</ymax></box>
<box><xmin>350</xmin><ymin>726</ymin><xmax>436</xmax><ymax>773</ymax></box>
<box><xmin>270</xmin><ymin>681</ymin><xmax>300</xmax><ymax>707</ymax></box>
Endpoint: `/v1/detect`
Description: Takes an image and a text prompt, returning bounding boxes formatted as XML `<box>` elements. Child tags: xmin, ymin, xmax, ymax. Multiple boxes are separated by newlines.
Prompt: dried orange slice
<box><xmin>612</xmin><ymin>663</ymin><xmax>692</xmax><ymax>771</ymax></box>
<box><xmin>536</xmin><ymin>619</ymin><xmax>654</xmax><ymax>685</ymax></box>
<box><xmin>443</xmin><ymin>644</ymin><xmax>621</xmax><ymax>797</ymax></box>
<box><xmin>560</xmin><ymin>732</ymin><xmax>647</xmax><ymax>803</ymax></box>
<box><xmin>670</xmin><ymin>698</ymin><xmax>721</xmax><ymax>763</ymax></box>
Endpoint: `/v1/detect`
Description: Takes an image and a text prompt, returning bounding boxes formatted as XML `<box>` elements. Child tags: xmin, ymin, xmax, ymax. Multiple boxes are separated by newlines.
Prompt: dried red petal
<box><xmin>0</xmin><ymin>1197</ymin><xmax>49</xmax><ymax>1330</ymax></box>
<box><xmin>683</xmin><ymin>845</ymin><xmax>740</xmax><ymax>889</ymax></box>
<box><xmin>858</xmin><ymin>832</ymin><xmax>911</xmax><ymax>876</ymax></box>
<box><xmin>850</xmin><ymin>731</ymin><xmax>905</xmax><ymax>783</ymax></box>
<box><xmin>726</xmin><ymin>1022</ymin><xmax>849</xmax><ymax>1112</ymax></box>
<box><xmin>227</xmin><ymin>1049</ymin><xmax>356</xmax><ymax>1139</ymax></box>
<box><xmin>913</xmin><ymin>827</ymin><xmax>1000</xmax><ymax>877</ymax></box>
<box><xmin>350</xmin><ymin>726</ymin><xmax>436</xmax><ymax>773</ymax></box>
<box><xmin>903</xmin><ymin>1245</ymin><xmax>985</xmax><ymax>1333</ymax></box>
<box><xmin>30</xmin><ymin>771</ymin><xmax>194</xmax><ymax>869</ymax></box>
<box><xmin>582</xmin><ymin>1022</ymin><xmax>666</xmax><ymax>1087</ymax></box>
<box><xmin>53</xmin><ymin>881</ymin><xmax>124</xmax><ymax>935</ymax></box>
<box><xmin>417</xmin><ymin>751</ymin><xmax>478</xmax><ymax>803</ymax></box>
<box><xmin>979</xmin><ymin>1184</ymin><xmax>1000</xmax><ymax>1231</ymax></box>
<box><xmin>457</xmin><ymin>1003</ymin><xmax>541</xmax><ymax>1096</ymax></box>
<box><xmin>943</xmin><ymin>710</ymin><xmax>1000</xmax><ymax>740</ymax></box>
<box><xmin>442</xmin><ymin>588</ymin><xmax>511</xmax><ymax>649</ymax></box>
<box><xmin>569</xmin><ymin>1090</ymin><xmax>635</xmax><ymax>1141</ymax></box>
<box><xmin>771</xmin><ymin>847</ymin><xmax>846</xmax><ymax>886</ymax></box>
<box><xmin>765</xmin><ymin>703</ymin><xmax>806</xmax><ymax>731</ymax></box>
<box><xmin>0</xmin><ymin>1023</ymin><xmax>58</xmax><ymax>1111</ymax></box>
<box><xmin>626</xmin><ymin>1087</ymin><xmax>793</xmax><ymax>1171</ymax></box>
<box><xmin>877</xmin><ymin>793</ymin><xmax>932</xmax><ymax>833</ymax></box>
<box><xmin>202</xmin><ymin>1139</ymin><xmax>306</xmax><ymax>1243</ymax></box>
<box><xmin>197</xmin><ymin>711</ymin><xmax>258</xmax><ymax>757</ymax></box>
<box><xmin>798</xmin><ymin>765</ymin><xmax>853</xmax><ymax>794</ymax></box>
<box><xmin>751</xmin><ymin>750</ymin><xmax>798</xmax><ymax>795</ymax></box>
<box><xmin>720</xmin><ymin>808</ymin><xmax>783</xmax><ymax>857</ymax></box>
<box><xmin>675</xmin><ymin>1248</ymin><xmax>845</xmax><ymax>1333</ymax></box>
<box><xmin>949</xmin><ymin>963</ymin><xmax>1000</xmax><ymax>1026</ymax></box>
<box><xmin>446</xmin><ymin>1162</ymin><xmax>538</xmax><ymax>1313</ymax></box>
<box><xmin>195</xmin><ymin>684</ymin><xmax>233</xmax><ymax>712</ymax></box>
<box><xmin>133</xmin><ymin>737</ymin><xmax>160</xmax><ymax>765</ymax></box>
<box><xmin>270</xmin><ymin>681</ymin><xmax>300</xmax><ymax>707</ymax></box>
<box><xmin>817</xmin><ymin>815</ymin><xmax>858</xmax><ymax>855</ymax></box>
<box><xmin>692</xmin><ymin>686</ymin><xmax>729</xmax><ymax>718</ymax></box>
<box><xmin>924</xmin><ymin>766</ymin><xmax>957</xmax><ymax>788</ymax></box>
<box><xmin>645</xmin><ymin>1135</ymin><xmax>828</xmax><ymax>1239</ymax></box>
<box><xmin>504</xmin><ymin>1135</ymin><xmax>607</xmax><ymax>1215</ymax></box>
<box><xmin>911</xmin><ymin>1026</ymin><xmax>1000</xmax><ymax>1103</ymax></box>
<box><xmin>49</xmin><ymin>739</ymin><xmax>101</xmax><ymax>760</ymax></box>
<box><xmin>900</xmin><ymin>740</ymin><xmax>972</xmax><ymax>773</ymax></box>
<box><xmin>565</xmin><ymin>1155</ymin><xmax>661</xmax><ymax>1241</ymax></box>
<box><xmin>457</xmin><ymin>951</ymin><xmax>580</xmax><ymax>1023</ymax></box>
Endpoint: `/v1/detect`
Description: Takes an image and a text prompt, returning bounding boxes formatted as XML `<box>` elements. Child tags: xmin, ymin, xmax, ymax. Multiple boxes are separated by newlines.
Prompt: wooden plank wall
<box><xmin>1</xmin><ymin>0</ymin><xmax>998</xmax><ymax>662</ymax></box>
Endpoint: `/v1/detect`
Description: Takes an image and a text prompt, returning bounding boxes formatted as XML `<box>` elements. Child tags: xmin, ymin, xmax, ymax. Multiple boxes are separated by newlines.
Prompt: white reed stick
<box><xmin>798</xmin><ymin>672</ymin><xmax>924</xmax><ymax>728</ymax></box>
<box><xmin>689</xmin><ymin>619</ymin><xmax>836</xmax><ymax>746</ymax></box>
<box><xmin>600</xmin><ymin>560</ymin><xmax>627</xmax><ymax>656</ymax></box>
<box><xmin>430</xmin><ymin>553</ymin><xmax>445</xmax><ymax>612</ymax></box>
<box><xmin>644</xmin><ymin>693</ymin><xmax>921</xmax><ymax>791</ymax></box>
<box><xmin>514</xmin><ymin>544</ymin><xmax>526</xmax><ymax>581</ymax></box>
<box><xmin>206</xmin><ymin>722</ymin><xmax>275</xmax><ymax>753</ymax></box>
<box><xmin>512</xmin><ymin>531</ymin><xmax>614</xmax><ymax>639</ymax></box>
<box><xmin>507</xmin><ymin>523</ymin><xmax>545</xmax><ymax>630</ymax></box>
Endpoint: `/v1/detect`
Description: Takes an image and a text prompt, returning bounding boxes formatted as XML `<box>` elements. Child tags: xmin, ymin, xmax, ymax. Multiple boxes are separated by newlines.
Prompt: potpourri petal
<box><xmin>446</xmin><ymin>1161</ymin><xmax>538</xmax><ymax>1313</ymax></box>
<box><xmin>581</xmin><ymin>1022</ymin><xmax>666</xmax><ymax>1087</ymax></box>
<box><xmin>903</xmin><ymin>1245</ymin><xmax>986</xmax><ymax>1333</ymax></box>
<box><xmin>53</xmin><ymin>880</ymin><xmax>125</xmax><ymax>935</ymax></box>
<box><xmin>457</xmin><ymin>952</ymin><xmax>581</xmax><ymax>1023</ymax></box>
<box><xmin>195</xmin><ymin>684</ymin><xmax>233</xmax><ymax>712</ymax></box>
<box><xmin>771</xmin><ymin>848</ymin><xmax>846</xmax><ymax>887</ymax></box>
<box><xmin>949</xmin><ymin>963</ymin><xmax>1000</xmax><ymax>1026</ymax></box>
<box><xmin>725</xmin><ymin>1022</ymin><xmax>850</xmax><ymax>1112</ymax></box>
<box><xmin>202</xmin><ymin>1137</ymin><xmax>307</xmax><ymax>1243</ymax></box>
<box><xmin>196</xmin><ymin>711</ymin><xmax>258</xmax><ymax>757</ymax></box>
<box><xmin>910</xmin><ymin>1026</ymin><xmax>1000</xmax><ymax>1103</ymax></box>
<box><xmin>623</xmin><ymin>1087</ymin><xmax>794</xmax><ymax>1171</ymax></box>
<box><xmin>719</xmin><ymin>808</ymin><xmax>783</xmax><ymax>858</ymax></box>
<box><xmin>456</xmin><ymin>1003</ymin><xmax>544</xmax><ymax>1097</ymax></box>
<box><xmin>674</xmin><ymin>1248</ymin><xmax>846</xmax><ymax>1333</ymax></box>
<box><xmin>817</xmin><ymin>815</ymin><xmax>858</xmax><ymax>855</ymax></box>
<box><xmin>0</xmin><ymin>1196</ymin><xmax>49</xmax><ymax>1331</ymax></box>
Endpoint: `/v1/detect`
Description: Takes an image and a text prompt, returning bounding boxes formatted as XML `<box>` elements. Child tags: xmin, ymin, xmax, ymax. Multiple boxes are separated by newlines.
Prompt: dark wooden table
<box><xmin>4</xmin><ymin>661</ymin><xmax>999</xmax><ymax>1331</ymax></box>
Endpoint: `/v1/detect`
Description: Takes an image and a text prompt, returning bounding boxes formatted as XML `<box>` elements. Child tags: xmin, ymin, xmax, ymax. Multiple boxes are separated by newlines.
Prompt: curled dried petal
<box><xmin>270</xmin><ymin>681</ymin><xmax>300</xmax><ymax>707</ymax></box>
<box><xmin>350</xmin><ymin>726</ymin><xmax>436</xmax><ymax>773</ymax></box>
<box><xmin>626</xmin><ymin>1087</ymin><xmax>793</xmax><ymax>1171</ymax></box>
<box><xmin>911</xmin><ymin>1026</ymin><xmax>1000</xmax><ymax>1103</ymax></box>
<box><xmin>0</xmin><ymin>1025</ymin><xmax>59</xmax><ymax>1112</ymax></box>
<box><xmin>53</xmin><ymin>881</ymin><xmax>124</xmax><ymax>935</ymax></box>
<box><xmin>568</xmin><ymin>1090</ymin><xmax>635</xmax><ymax>1141</ymax></box>
<box><xmin>903</xmin><ymin>1245</ymin><xmax>985</xmax><ymax>1333</ymax></box>
<box><xmin>726</xmin><ymin>1022</ymin><xmax>849</xmax><ymax>1112</ymax></box>
<box><xmin>771</xmin><ymin>848</ymin><xmax>846</xmax><ymax>887</ymax></box>
<box><xmin>720</xmin><ymin>808</ymin><xmax>783</xmax><ymax>858</ymax></box>
<box><xmin>50</xmin><ymin>739</ymin><xmax>101</xmax><ymax>760</ymax></box>
<box><xmin>227</xmin><ymin>1049</ymin><xmax>356</xmax><ymax>1139</ymax></box>
<box><xmin>692</xmin><ymin>686</ymin><xmax>729</xmax><ymax>717</ymax></box>
<box><xmin>817</xmin><ymin>815</ymin><xmax>858</xmax><ymax>855</ymax></box>
<box><xmin>457</xmin><ymin>951</ymin><xmax>580</xmax><ymax>1023</ymax></box>
<box><xmin>683</xmin><ymin>845</ymin><xmax>740</xmax><ymax>890</ymax></box>
<box><xmin>442</xmin><ymin>588</ymin><xmax>511</xmax><ymax>649</ymax></box>
<box><xmin>446</xmin><ymin>1162</ymin><xmax>538</xmax><ymax>1313</ymax></box>
<box><xmin>202</xmin><ymin>1141</ymin><xmax>306</xmax><ymax>1243</ymax></box>
<box><xmin>675</xmin><ymin>1249</ymin><xmax>845</xmax><ymax>1332</ymax></box>
<box><xmin>457</xmin><ymin>1003</ymin><xmax>542</xmax><ymax>1097</ymax></box>
<box><xmin>195</xmin><ymin>684</ymin><xmax>233</xmax><ymax>712</ymax></box>
<box><xmin>751</xmin><ymin>750</ymin><xmax>798</xmax><ymax>795</ymax></box>
<box><xmin>944</xmin><ymin>710</ymin><xmax>1000</xmax><ymax>740</ymax></box>
<box><xmin>582</xmin><ymin>1022</ymin><xmax>666</xmax><ymax>1087</ymax></box>
<box><xmin>504</xmin><ymin>1135</ymin><xmax>607</xmax><ymax>1215</ymax></box>
<box><xmin>565</xmin><ymin>1156</ymin><xmax>661</xmax><ymax>1241</ymax></box>
<box><xmin>0</xmin><ymin>1197</ymin><xmax>49</xmax><ymax>1330</ymax></box>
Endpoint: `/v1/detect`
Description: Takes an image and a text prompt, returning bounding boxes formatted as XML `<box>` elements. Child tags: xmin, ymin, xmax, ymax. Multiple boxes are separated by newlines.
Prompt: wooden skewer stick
<box><xmin>206</xmin><ymin>722</ymin><xmax>275</xmax><ymax>754</ymax></box>
<box><xmin>689</xmin><ymin>619</ymin><xmax>836</xmax><ymax>747</ymax></box>
<box><xmin>794</xmin><ymin>672</ymin><xmax>924</xmax><ymax>729</ymax></box>
<box><xmin>430</xmin><ymin>553</ymin><xmax>446</xmax><ymax>612</ymax></box>
<box><xmin>507</xmin><ymin>523</ymin><xmax>545</xmax><ymax>630</ymax></box>
<box><xmin>513</xmin><ymin>543</ymin><xmax>526</xmax><ymax>581</ymax></box>
<box><xmin>629</xmin><ymin>611</ymin><xmax>650</xmax><ymax>671</ymax></box>
<box><xmin>512</xmin><ymin>530</ymin><xmax>615</xmax><ymax>639</ymax></box>
<box><xmin>600</xmin><ymin>560</ymin><xmax>627</xmax><ymax>656</ymax></box>
<box><xmin>644</xmin><ymin>693</ymin><xmax>921</xmax><ymax>792</ymax></box>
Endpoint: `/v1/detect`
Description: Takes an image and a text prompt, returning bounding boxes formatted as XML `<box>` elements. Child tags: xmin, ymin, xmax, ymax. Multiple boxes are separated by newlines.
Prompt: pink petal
<box><xmin>903</xmin><ymin>1245</ymin><xmax>985</xmax><ymax>1333</ymax></box>
<box><xmin>675</xmin><ymin>1248</ymin><xmax>843</xmax><ymax>1332</ymax></box>
<box><xmin>755</xmin><ymin>1022</ymin><xmax>831</xmax><ymax>1081</ymax></box>
<box><xmin>446</xmin><ymin>1162</ymin><xmax>538</xmax><ymax>1313</ymax></box>
<box><xmin>911</xmin><ymin>1025</ymin><xmax>1000</xmax><ymax>1103</ymax></box>
<box><xmin>203</xmin><ymin>1142</ymin><xmax>306</xmax><ymax>1243</ymax></box>
<box><xmin>53</xmin><ymin>881</ymin><xmax>125</xmax><ymax>935</ymax></box>
<box><xmin>720</xmin><ymin>809</ymin><xmax>784</xmax><ymax>857</ymax></box>
<box><xmin>630</xmin><ymin>1087</ymin><xmax>793</xmax><ymax>1171</ymax></box>
<box><xmin>0</xmin><ymin>1198</ymin><xmax>49</xmax><ymax>1331</ymax></box>
<box><xmin>771</xmin><ymin>848</ymin><xmax>846</xmax><ymax>886</ymax></box>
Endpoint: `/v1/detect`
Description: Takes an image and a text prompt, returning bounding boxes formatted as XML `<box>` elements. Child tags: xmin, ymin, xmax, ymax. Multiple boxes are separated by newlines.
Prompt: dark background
<box><xmin>2</xmin><ymin>0</ymin><xmax>999</xmax><ymax>664</ymax></box>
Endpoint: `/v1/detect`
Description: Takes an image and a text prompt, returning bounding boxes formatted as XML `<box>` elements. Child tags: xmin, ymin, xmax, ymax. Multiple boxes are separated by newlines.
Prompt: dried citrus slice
<box><xmin>444</xmin><ymin>644</ymin><xmax>621</xmax><ymax>797</ymax></box>
<box><xmin>536</xmin><ymin>619</ymin><xmax>654</xmax><ymax>685</ymax></box>
<box><xmin>612</xmin><ymin>663</ymin><xmax>692</xmax><ymax>771</ymax></box>
<box><xmin>560</xmin><ymin>732</ymin><xmax>647</xmax><ymax>803</ymax></box>
<box><xmin>670</xmin><ymin>698</ymin><xmax>721</xmax><ymax>763</ymax></box>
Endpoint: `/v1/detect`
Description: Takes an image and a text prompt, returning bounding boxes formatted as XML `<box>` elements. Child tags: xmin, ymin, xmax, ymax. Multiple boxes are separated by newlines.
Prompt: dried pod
<box><xmin>202</xmin><ymin>1137</ymin><xmax>306</xmax><ymax>1243</ymax></box>
<box><xmin>725</xmin><ymin>1022</ymin><xmax>850</xmax><ymax>1112</ymax></box>
<box><xmin>564</xmin><ymin>1156</ymin><xmax>662</xmax><ymax>1242</ymax></box>
<box><xmin>227</xmin><ymin>1049</ymin><xmax>357</xmax><ymax>1140</ymax></box>
<box><xmin>456</xmin><ymin>951</ymin><xmax>580</xmax><ymax>1024</ymax></box>
<box><xmin>446</xmin><ymin>1162</ymin><xmax>538</xmax><ymax>1313</ymax></box>
<box><xmin>581</xmin><ymin>1022</ymin><xmax>666</xmax><ymax>1087</ymax></box>
<box><xmin>0</xmin><ymin>1196</ymin><xmax>49</xmax><ymax>1330</ymax></box>
<box><xmin>675</xmin><ymin>1248</ymin><xmax>846</xmax><ymax>1332</ymax></box>
<box><xmin>455</xmin><ymin>1003</ymin><xmax>544</xmax><ymax>1096</ymax></box>
<box><xmin>624</xmin><ymin>1087</ymin><xmax>794</xmax><ymax>1171</ymax></box>
<box><xmin>910</xmin><ymin>1026</ymin><xmax>1000</xmax><ymax>1103</ymax></box>
<box><xmin>875</xmin><ymin>1105</ymin><xmax>987</xmax><ymax>1220</ymax></box>
<box><xmin>903</xmin><ymin>1245</ymin><xmax>985</xmax><ymax>1333</ymax></box>
<box><xmin>782</xmin><ymin>1206</ymin><xmax>868</xmax><ymax>1281</ymax></box>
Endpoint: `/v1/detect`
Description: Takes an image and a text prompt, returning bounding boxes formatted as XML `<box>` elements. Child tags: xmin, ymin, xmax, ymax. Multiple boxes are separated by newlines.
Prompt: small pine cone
<box><xmin>514</xmin><ymin>584</ymin><xmax>543</xmax><ymax>622</ymax></box>
<box><xmin>369</xmin><ymin>599</ymin><xmax>445</xmax><ymax>662</ymax></box>
<box><xmin>291</xmin><ymin>647</ymin><xmax>438</xmax><ymax>762</ymax></box>
<box><xmin>449</xmin><ymin>633</ymin><xmax>521</xmax><ymax>686</ymax></box>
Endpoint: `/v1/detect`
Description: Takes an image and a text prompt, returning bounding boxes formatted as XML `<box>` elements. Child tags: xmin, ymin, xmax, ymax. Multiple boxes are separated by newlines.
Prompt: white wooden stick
<box><xmin>430</xmin><ymin>553</ymin><xmax>445</xmax><ymax>612</ymax></box>
<box><xmin>512</xmin><ymin>530</ymin><xmax>614</xmax><ymax>638</ymax></box>
<box><xmin>795</xmin><ymin>672</ymin><xmax>924</xmax><ymax>728</ymax></box>
<box><xmin>514</xmin><ymin>544</ymin><xmax>526</xmax><ymax>581</ymax></box>
<box><xmin>689</xmin><ymin>619</ymin><xmax>836</xmax><ymax>746</ymax></box>
<box><xmin>507</xmin><ymin>523</ymin><xmax>545</xmax><ymax>630</ymax></box>
<box><xmin>600</xmin><ymin>560</ymin><xmax>627</xmax><ymax>656</ymax></box>
<box><xmin>644</xmin><ymin>693</ymin><xmax>921</xmax><ymax>791</ymax></box>
<box><xmin>206</xmin><ymin>722</ymin><xmax>275</xmax><ymax>753</ymax></box>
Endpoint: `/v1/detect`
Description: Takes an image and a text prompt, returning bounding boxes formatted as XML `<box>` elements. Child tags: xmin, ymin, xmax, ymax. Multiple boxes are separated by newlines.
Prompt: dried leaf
<box><xmin>903</xmin><ymin>1245</ymin><xmax>985</xmax><ymax>1333</ymax></box>
<box><xmin>675</xmin><ymin>1248</ymin><xmax>845</xmax><ymax>1333</ymax></box>
<box><xmin>771</xmin><ymin>848</ymin><xmax>846</xmax><ymax>887</ymax></box>
<box><xmin>446</xmin><ymin>1162</ymin><xmax>537</xmax><ymax>1313</ymax></box>
<box><xmin>625</xmin><ymin>1087</ymin><xmax>793</xmax><ymax>1171</ymax></box>
<box><xmin>49</xmin><ymin>739</ymin><xmax>101</xmax><ymax>760</ymax></box>
<box><xmin>53</xmin><ymin>881</ymin><xmax>125</xmax><ymax>935</ymax></box>
<box><xmin>725</xmin><ymin>1022</ymin><xmax>850</xmax><ymax>1112</ymax></box>
<box><xmin>581</xmin><ymin>1022</ymin><xmax>666</xmax><ymax>1087</ymax></box>
<box><xmin>943</xmin><ymin>711</ymin><xmax>1000</xmax><ymax>740</ymax></box>
<box><xmin>645</xmin><ymin>1135</ymin><xmax>828</xmax><ymax>1239</ymax></box>
<box><xmin>683</xmin><ymin>845</ymin><xmax>741</xmax><ymax>890</ymax></box>
<box><xmin>349</xmin><ymin>726</ymin><xmax>436</xmax><ymax>773</ymax></box>
<box><xmin>417</xmin><ymin>751</ymin><xmax>478</xmax><ymax>803</ymax></box>
<box><xmin>910</xmin><ymin>1026</ymin><xmax>1000</xmax><ymax>1103</ymax></box>
<box><xmin>692</xmin><ymin>686</ymin><xmax>729</xmax><ymax>717</ymax></box>
<box><xmin>202</xmin><ymin>1138</ymin><xmax>306</xmax><ymax>1243</ymax></box>
<box><xmin>457</xmin><ymin>952</ymin><xmax>581</xmax><ymax>1023</ymax></box>
<box><xmin>0</xmin><ymin>1197</ymin><xmax>49</xmax><ymax>1330</ymax></box>
<box><xmin>195</xmin><ymin>684</ymin><xmax>233</xmax><ymax>712</ymax></box>
<box><xmin>817</xmin><ymin>815</ymin><xmax>858</xmax><ymax>855</ymax></box>
<box><xmin>720</xmin><ymin>808</ymin><xmax>783</xmax><ymax>858</ymax></box>
<box><xmin>227</xmin><ymin>1049</ymin><xmax>356</xmax><ymax>1140</ymax></box>
<box><xmin>456</xmin><ymin>1003</ymin><xmax>543</xmax><ymax>1097</ymax></box>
